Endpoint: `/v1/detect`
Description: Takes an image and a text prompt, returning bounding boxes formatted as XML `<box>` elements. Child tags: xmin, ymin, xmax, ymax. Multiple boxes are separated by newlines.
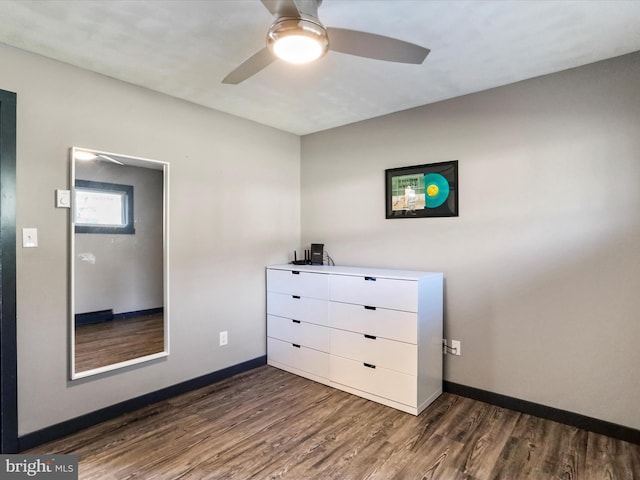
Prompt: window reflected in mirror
<box><xmin>74</xmin><ymin>180</ymin><xmax>135</xmax><ymax>234</ymax></box>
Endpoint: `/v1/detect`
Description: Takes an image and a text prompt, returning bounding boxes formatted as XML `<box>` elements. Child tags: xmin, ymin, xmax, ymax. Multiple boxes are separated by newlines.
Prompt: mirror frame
<box><xmin>69</xmin><ymin>147</ymin><xmax>169</xmax><ymax>380</ymax></box>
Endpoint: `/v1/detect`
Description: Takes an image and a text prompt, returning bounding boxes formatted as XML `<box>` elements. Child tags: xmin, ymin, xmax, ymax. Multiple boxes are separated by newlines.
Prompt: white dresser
<box><xmin>266</xmin><ymin>264</ymin><xmax>443</xmax><ymax>415</ymax></box>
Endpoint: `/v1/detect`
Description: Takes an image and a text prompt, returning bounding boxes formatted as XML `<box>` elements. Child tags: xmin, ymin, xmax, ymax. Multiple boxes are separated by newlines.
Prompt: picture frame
<box><xmin>385</xmin><ymin>161</ymin><xmax>458</xmax><ymax>219</ymax></box>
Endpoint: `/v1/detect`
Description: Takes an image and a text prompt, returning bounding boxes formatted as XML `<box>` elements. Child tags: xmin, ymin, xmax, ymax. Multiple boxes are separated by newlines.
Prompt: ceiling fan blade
<box><xmin>260</xmin><ymin>0</ymin><xmax>301</xmax><ymax>18</ymax></box>
<box><xmin>98</xmin><ymin>155</ymin><xmax>124</xmax><ymax>166</ymax></box>
<box><xmin>222</xmin><ymin>47</ymin><xmax>276</xmax><ymax>85</ymax></box>
<box><xmin>327</xmin><ymin>27</ymin><xmax>429</xmax><ymax>64</ymax></box>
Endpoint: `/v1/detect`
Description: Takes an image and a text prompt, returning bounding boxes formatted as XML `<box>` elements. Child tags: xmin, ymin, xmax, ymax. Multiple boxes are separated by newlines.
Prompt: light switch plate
<box><xmin>56</xmin><ymin>189</ymin><xmax>71</xmax><ymax>208</ymax></box>
<box><xmin>22</xmin><ymin>228</ymin><xmax>38</xmax><ymax>248</ymax></box>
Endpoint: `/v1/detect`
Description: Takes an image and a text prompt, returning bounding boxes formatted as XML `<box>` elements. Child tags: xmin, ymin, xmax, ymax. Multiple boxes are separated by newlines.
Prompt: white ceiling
<box><xmin>0</xmin><ymin>0</ymin><xmax>639</xmax><ymax>135</ymax></box>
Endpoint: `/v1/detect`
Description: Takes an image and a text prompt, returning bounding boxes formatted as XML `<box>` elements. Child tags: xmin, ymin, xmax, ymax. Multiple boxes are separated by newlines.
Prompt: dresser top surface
<box><xmin>267</xmin><ymin>264</ymin><xmax>442</xmax><ymax>281</ymax></box>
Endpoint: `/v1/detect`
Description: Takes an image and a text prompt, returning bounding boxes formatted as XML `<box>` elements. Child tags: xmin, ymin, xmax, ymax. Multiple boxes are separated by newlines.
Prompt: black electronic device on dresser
<box><xmin>310</xmin><ymin>243</ymin><xmax>324</xmax><ymax>265</ymax></box>
<box><xmin>291</xmin><ymin>243</ymin><xmax>324</xmax><ymax>265</ymax></box>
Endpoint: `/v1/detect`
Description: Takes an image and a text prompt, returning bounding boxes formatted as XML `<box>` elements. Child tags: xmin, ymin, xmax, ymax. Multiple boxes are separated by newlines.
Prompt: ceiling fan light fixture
<box><xmin>267</xmin><ymin>18</ymin><xmax>328</xmax><ymax>64</ymax></box>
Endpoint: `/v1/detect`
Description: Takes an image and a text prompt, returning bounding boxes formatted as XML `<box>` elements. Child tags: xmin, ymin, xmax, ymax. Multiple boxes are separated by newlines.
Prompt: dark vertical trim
<box><xmin>0</xmin><ymin>89</ymin><xmax>18</xmax><ymax>453</ymax></box>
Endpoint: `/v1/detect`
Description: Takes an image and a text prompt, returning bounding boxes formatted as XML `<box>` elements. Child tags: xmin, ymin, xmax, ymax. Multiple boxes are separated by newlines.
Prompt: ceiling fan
<box><xmin>222</xmin><ymin>0</ymin><xmax>430</xmax><ymax>84</ymax></box>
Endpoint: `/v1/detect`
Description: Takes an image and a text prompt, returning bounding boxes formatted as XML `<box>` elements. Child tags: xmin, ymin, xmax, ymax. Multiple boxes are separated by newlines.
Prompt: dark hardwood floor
<box><xmin>74</xmin><ymin>314</ymin><xmax>164</xmax><ymax>372</ymax></box>
<box><xmin>28</xmin><ymin>366</ymin><xmax>639</xmax><ymax>479</ymax></box>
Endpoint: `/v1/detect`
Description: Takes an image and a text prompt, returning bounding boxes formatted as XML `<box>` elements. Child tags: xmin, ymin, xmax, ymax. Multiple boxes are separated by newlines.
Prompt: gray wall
<box><xmin>74</xmin><ymin>162</ymin><xmax>164</xmax><ymax>314</ymax></box>
<box><xmin>1</xmin><ymin>43</ymin><xmax>300</xmax><ymax>435</ymax></box>
<box><xmin>301</xmin><ymin>53</ymin><xmax>640</xmax><ymax>430</ymax></box>
<box><xmin>4</xmin><ymin>37</ymin><xmax>638</xmax><ymax>437</ymax></box>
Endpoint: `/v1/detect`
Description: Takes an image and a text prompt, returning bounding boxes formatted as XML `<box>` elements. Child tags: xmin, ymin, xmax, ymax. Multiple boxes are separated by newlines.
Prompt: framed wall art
<box><xmin>385</xmin><ymin>160</ymin><xmax>458</xmax><ymax>219</ymax></box>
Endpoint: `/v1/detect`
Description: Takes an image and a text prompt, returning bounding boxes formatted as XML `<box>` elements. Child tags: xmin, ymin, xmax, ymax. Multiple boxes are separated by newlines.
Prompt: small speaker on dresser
<box><xmin>310</xmin><ymin>243</ymin><xmax>324</xmax><ymax>265</ymax></box>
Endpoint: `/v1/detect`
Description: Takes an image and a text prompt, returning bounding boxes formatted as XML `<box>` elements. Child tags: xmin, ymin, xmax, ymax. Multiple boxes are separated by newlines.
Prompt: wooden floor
<box><xmin>29</xmin><ymin>366</ymin><xmax>639</xmax><ymax>479</ymax></box>
<box><xmin>75</xmin><ymin>314</ymin><xmax>164</xmax><ymax>373</ymax></box>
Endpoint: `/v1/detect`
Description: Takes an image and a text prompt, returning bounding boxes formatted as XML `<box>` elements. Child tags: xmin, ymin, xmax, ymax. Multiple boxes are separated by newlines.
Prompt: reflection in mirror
<box><xmin>70</xmin><ymin>147</ymin><xmax>169</xmax><ymax>379</ymax></box>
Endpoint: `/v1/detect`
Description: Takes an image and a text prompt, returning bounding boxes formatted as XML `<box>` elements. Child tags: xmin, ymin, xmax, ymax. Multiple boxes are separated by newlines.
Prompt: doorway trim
<box><xmin>0</xmin><ymin>88</ymin><xmax>18</xmax><ymax>453</ymax></box>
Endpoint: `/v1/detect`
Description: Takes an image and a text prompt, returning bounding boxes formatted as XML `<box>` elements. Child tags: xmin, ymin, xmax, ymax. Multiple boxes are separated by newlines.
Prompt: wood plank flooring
<box><xmin>74</xmin><ymin>314</ymin><xmax>164</xmax><ymax>373</ymax></box>
<box><xmin>28</xmin><ymin>366</ymin><xmax>640</xmax><ymax>479</ymax></box>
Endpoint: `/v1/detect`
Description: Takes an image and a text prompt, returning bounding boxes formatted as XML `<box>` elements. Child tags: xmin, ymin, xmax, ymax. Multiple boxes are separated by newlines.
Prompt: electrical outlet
<box><xmin>451</xmin><ymin>340</ymin><xmax>461</xmax><ymax>356</ymax></box>
<box><xmin>219</xmin><ymin>331</ymin><xmax>228</xmax><ymax>346</ymax></box>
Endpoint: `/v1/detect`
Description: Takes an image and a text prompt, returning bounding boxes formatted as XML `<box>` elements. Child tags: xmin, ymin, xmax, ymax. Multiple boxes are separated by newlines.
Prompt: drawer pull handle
<box><xmin>364</xmin><ymin>305</ymin><xmax>376</xmax><ymax>311</ymax></box>
<box><xmin>292</xmin><ymin>343</ymin><xmax>301</xmax><ymax>348</ymax></box>
<box><xmin>364</xmin><ymin>363</ymin><xmax>376</xmax><ymax>369</ymax></box>
<box><xmin>292</xmin><ymin>319</ymin><xmax>301</xmax><ymax>324</ymax></box>
<box><xmin>292</xmin><ymin>295</ymin><xmax>301</xmax><ymax>299</ymax></box>
<box><xmin>292</xmin><ymin>271</ymin><xmax>300</xmax><ymax>275</ymax></box>
<box><xmin>364</xmin><ymin>334</ymin><xmax>377</xmax><ymax>340</ymax></box>
<box><xmin>364</xmin><ymin>276</ymin><xmax>376</xmax><ymax>281</ymax></box>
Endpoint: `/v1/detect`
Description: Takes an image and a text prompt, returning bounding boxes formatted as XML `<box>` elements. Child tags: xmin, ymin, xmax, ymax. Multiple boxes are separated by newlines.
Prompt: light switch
<box><xmin>22</xmin><ymin>228</ymin><xmax>38</xmax><ymax>248</ymax></box>
<box><xmin>56</xmin><ymin>189</ymin><xmax>71</xmax><ymax>208</ymax></box>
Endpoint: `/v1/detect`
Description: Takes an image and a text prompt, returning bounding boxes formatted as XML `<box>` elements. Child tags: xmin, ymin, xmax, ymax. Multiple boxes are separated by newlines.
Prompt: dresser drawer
<box><xmin>329</xmin><ymin>274</ymin><xmax>418</xmax><ymax>312</ymax></box>
<box><xmin>267</xmin><ymin>292</ymin><xmax>329</xmax><ymax>326</ymax></box>
<box><xmin>330</xmin><ymin>355</ymin><xmax>416</xmax><ymax>407</ymax></box>
<box><xmin>329</xmin><ymin>329</ymin><xmax>416</xmax><ymax>375</ymax></box>
<box><xmin>329</xmin><ymin>301</ymin><xmax>417</xmax><ymax>344</ymax></box>
<box><xmin>268</xmin><ymin>337</ymin><xmax>329</xmax><ymax>379</ymax></box>
<box><xmin>268</xmin><ymin>315</ymin><xmax>329</xmax><ymax>352</ymax></box>
<box><xmin>267</xmin><ymin>269</ymin><xmax>328</xmax><ymax>299</ymax></box>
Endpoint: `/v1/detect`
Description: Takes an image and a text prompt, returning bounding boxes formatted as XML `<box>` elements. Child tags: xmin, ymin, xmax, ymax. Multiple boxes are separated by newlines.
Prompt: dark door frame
<box><xmin>0</xmin><ymin>88</ymin><xmax>18</xmax><ymax>453</ymax></box>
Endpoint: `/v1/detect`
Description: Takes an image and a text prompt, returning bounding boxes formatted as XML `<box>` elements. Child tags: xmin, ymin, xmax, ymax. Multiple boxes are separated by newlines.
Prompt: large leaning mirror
<box><xmin>70</xmin><ymin>147</ymin><xmax>169</xmax><ymax>379</ymax></box>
